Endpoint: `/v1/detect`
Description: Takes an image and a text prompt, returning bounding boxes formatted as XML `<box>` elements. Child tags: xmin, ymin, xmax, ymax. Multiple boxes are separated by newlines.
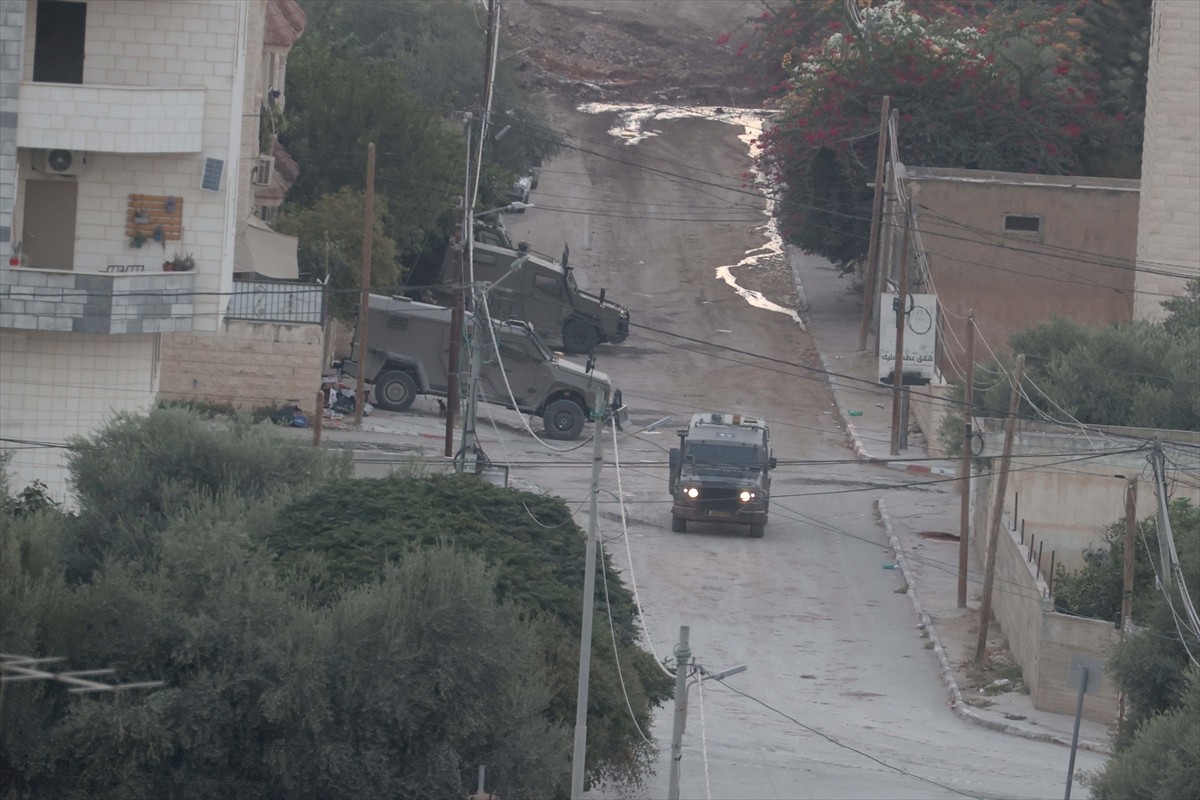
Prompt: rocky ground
<box><xmin>502</xmin><ymin>0</ymin><xmax>769</xmax><ymax>105</ymax></box>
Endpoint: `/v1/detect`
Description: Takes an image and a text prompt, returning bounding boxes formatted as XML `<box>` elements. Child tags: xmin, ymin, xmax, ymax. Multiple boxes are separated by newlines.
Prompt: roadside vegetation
<box><xmin>0</xmin><ymin>408</ymin><xmax>668</xmax><ymax>797</ymax></box>
<box><xmin>936</xmin><ymin>281</ymin><xmax>1200</xmax><ymax>454</ymax></box>
<box><xmin>272</xmin><ymin>0</ymin><xmax>563</xmax><ymax>319</ymax></box>
<box><xmin>748</xmin><ymin>0</ymin><xmax>1151</xmax><ymax>273</ymax></box>
<box><xmin>1052</xmin><ymin>501</ymin><xmax>1199</xmax><ymax>792</ymax></box>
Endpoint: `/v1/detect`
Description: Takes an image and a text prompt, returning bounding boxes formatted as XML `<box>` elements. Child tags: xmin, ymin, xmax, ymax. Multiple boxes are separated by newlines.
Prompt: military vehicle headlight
<box><xmin>685</xmin><ymin>486</ymin><xmax>700</xmax><ymax>499</ymax></box>
<box><xmin>739</xmin><ymin>490</ymin><xmax>755</xmax><ymax>503</ymax></box>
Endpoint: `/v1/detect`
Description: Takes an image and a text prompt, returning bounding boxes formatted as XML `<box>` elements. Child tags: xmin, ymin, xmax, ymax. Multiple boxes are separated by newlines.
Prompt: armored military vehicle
<box><xmin>342</xmin><ymin>296</ymin><xmax>619</xmax><ymax>440</ymax></box>
<box><xmin>668</xmin><ymin>412</ymin><xmax>777</xmax><ymax>537</ymax></box>
<box><xmin>442</xmin><ymin>225</ymin><xmax>630</xmax><ymax>354</ymax></box>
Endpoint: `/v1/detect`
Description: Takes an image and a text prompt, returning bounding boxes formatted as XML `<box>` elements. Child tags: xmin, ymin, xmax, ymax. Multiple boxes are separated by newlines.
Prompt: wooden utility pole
<box><xmin>1121</xmin><ymin>478</ymin><xmax>1137</xmax><ymax>628</ymax></box>
<box><xmin>889</xmin><ymin>206</ymin><xmax>911</xmax><ymax>456</ymax></box>
<box><xmin>957</xmin><ymin>311</ymin><xmax>975</xmax><ymax>608</ymax></box>
<box><xmin>353</xmin><ymin>142</ymin><xmax>376</xmax><ymax>427</ymax></box>
<box><xmin>446</xmin><ymin>194</ymin><xmax>467</xmax><ymax>457</ymax></box>
<box><xmin>312</xmin><ymin>390</ymin><xmax>323</xmax><ymax>448</ymax></box>
<box><xmin>975</xmin><ymin>354</ymin><xmax>1025</xmax><ymax>664</ymax></box>
<box><xmin>857</xmin><ymin>95</ymin><xmax>891</xmax><ymax>351</ymax></box>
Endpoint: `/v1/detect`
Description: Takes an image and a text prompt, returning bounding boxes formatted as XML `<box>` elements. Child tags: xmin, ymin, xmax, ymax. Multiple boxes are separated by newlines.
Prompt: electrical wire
<box><xmin>707</xmin><ymin>675</ymin><xmax>986</xmax><ymax>800</ymax></box>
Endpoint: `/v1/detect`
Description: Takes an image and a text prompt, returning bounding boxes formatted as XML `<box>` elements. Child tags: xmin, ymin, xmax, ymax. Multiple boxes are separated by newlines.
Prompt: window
<box><xmin>34</xmin><ymin>1</ymin><xmax>86</xmax><ymax>84</ymax></box>
<box><xmin>1003</xmin><ymin>214</ymin><xmax>1041</xmax><ymax>233</ymax></box>
<box><xmin>532</xmin><ymin>273</ymin><xmax>560</xmax><ymax>296</ymax></box>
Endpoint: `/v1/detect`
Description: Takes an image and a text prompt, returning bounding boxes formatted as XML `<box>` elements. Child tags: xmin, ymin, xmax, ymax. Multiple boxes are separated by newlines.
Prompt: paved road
<box><xmin>320</xmin><ymin>102</ymin><xmax>1105</xmax><ymax>799</ymax></box>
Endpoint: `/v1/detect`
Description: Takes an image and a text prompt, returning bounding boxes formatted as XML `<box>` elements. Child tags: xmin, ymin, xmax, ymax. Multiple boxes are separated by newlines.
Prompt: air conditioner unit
<box><xmin>253</xmin><ymin>155</ymin><xmax>275</xmax><ymax>186</ymax></box>
<box><xmin>32</xmin><ymin>149</ymin><xmax>86</xmax><ymax>177</ymax></box>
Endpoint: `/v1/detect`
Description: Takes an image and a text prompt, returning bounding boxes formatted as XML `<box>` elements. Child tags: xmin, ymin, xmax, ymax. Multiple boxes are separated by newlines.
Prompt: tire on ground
<box><xmin>374</xmin><ymin>370</ymin><xmax>417</xmax><ymax>412</ymax></box>
<box><xmin>542</xmin><ymin>397</ymin><xmax>586</xmax><ymax>440</ymax></box>
<box><xmin>671</xmin><ymin>515</ymin><xmax>687</xmax><ymax>533</ymax></box>
<box><xmin>748</xmin><ymin>522</ymin><xmax>765</xmax><ymax>538</ymax></box>
<box><xmin>561</xmin><ymin>318</ymin><xmax>600</xmax><ymax>354</ymax></box>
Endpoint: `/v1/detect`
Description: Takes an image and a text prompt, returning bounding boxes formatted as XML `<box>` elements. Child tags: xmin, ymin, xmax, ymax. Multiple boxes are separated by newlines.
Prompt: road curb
<box><xmin>877</xmin><ymin>498</ymin><xmax>1110</xmax><ymax>754</ymax></box>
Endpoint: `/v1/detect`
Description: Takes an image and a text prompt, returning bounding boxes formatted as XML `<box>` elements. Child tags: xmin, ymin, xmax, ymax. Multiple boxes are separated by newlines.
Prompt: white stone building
<box><xmin>1134</xmin><ymin>0</ymin><xmax>1200</xmax><ymax>320</ymax></box>
<box><xmin>0</xmin><ymin>0</ymin><xmax>321</xmax><ymax>502</ymax></box>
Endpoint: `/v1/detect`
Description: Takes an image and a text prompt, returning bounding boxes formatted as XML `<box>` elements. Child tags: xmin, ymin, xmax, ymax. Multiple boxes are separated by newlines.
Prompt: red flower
<box><xmin>1045</xmin><ymin>142</ymin><xmax>1059</xmax><ymax>155</ymax></box>
<box><xmin>1060</xmin><ymin>123</ymin><xmax>1082</xmax><ymax>138</ymax></box>
<box><xmin>829</xmin><ymin>21</ymin><xmax>842</xmax><ymax>30</ymax></box>
<box><xmin>715</xmin><ymin>32</ymin><xmax>732</xmax><ymax>46</ymax></box>
<box><xmin>1019</xmin><ymin>97</ymin><xmax>1032</xmax><ymax>109</ymax></box>
<box><xmin>1054</xmin><ymin>63</ymin><xmax>1070</xmax><ymax>76</ymax></box>
<box><xmin>1115</xmin><ymin>112</ymin><xmax>1127</xmax><ymax>123</ymax></box>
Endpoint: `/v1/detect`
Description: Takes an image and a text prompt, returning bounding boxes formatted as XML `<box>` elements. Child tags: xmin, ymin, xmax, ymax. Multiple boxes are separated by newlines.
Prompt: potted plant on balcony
<box><xmin>164</xmin><ymin>252</ymin><xmax>195</xmax><ymax>272</ymax></box>
<box><xmin>130</xmin><ymin>230</ymin><xmax>148</xmax><ymax>249</ymax></box>
<box><xmin>133</xmin><ymin>207</ymin><xmax>151</xmax><ymax>225</ymax></box>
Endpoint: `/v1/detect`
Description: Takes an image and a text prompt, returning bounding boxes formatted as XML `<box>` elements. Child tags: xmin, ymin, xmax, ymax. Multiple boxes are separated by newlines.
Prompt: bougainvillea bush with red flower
<box><xmin>755</xmin><ymin>0</ymin><xmax>1127</xmax><ymax>272</ymax></box>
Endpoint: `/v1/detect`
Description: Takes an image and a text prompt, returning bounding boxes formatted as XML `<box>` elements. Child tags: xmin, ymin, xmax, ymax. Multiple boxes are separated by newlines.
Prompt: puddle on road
<box><xmin>578</xmin><ymin>102</ymin><xmax>804</xmax><ymax>330</ymax></box>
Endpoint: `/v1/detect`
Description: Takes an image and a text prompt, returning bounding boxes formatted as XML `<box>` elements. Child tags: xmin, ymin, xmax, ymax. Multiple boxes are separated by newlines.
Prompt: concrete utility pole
<box><xmin>975</xmin><ymin>354</ymin><xmax>1025</xmax><ymax>664</ymax></box>
<box><xmin>889</xmin><ymin>205</ymin><xmax>911</xmax><ymax>456</ymax></box>
<box><xmin>353</xmin><ymin>142</ymin><xmax>376</xmax><ymax>427</ymax></box>
<box><xmin>958</xmin><ymin>311</ymin><xmax>975</xmax><ymax>608</ymax></box>
<box><xmin>570</xmin><ymin>386</ymin><xmax>609</xmax><ymax>800</ymax></box>
<box><xmin>1121</xmin><ymin>477</ymin><xmax>1137</xmax><ymax>628</ymax></box>
<box><xmin>667</xmin><ymin>625</ymin><xmax>692</xmax><ymax>800</ymax></box>
<box><xmin>857</xmin><ymin>95</ymin><xmax>891</xmax><ymax>351</ymax></box>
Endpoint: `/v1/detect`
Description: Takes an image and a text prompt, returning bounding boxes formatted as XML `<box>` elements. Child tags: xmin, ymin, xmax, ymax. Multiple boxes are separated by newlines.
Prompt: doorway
<box><xmin>22</xmin><ymin>180</ymin><xmax>78</xmax><ymax>269</ymax></box>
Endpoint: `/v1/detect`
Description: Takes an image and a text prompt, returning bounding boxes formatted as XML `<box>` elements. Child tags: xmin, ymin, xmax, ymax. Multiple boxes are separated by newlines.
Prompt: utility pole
<box><xmin>446</xmin><ymin>192</ymin><xmax>468</xmax><ymax>457</ymax></box>
<box><xmin>889</xmin><ymin>204</ymin><xmax>911</xmax><ymax>456</ymax></box>
<box><xmin>958</xmin><ymin>311</ymin><xmax>975</xmax><ymax>608</ymax></box>
<box><xmin>975</xmin><ymin>354</ymin><xmax>1025</xmax><ymax>664</ymax></box>
<box><xmin>667</xmin><ymin>625</ymin><xmax>691</xmax><ymax>800</ymax></box>
<box><xmin>353</xmin><ymin>142</ymin><xmax>375</xmax><ymax>427</ymax></box>
<box><xmin>570</xmin><ymin>386</ymin><xmax>609</xmax><ymax>800</ymax></box>
<box><xmin>1121</xmin><ymin>477</ymin><xmax>1137</xmax><ymax>628</ymax></box>
<box><xmin>857</xmin><ymin>95</ymin><xmax>891</xmax><ymax>351</ymax></box>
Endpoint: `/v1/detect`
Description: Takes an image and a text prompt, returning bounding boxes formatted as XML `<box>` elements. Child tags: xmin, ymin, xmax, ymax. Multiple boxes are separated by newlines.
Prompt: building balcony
<box><xmin>0</xmin><ymin>267</ymin><xmax>195</xmax><ymax>335</ymax></box>
<box><xmin>16</xmin><ymin>82</ymin><xmax>206</xmax><ymax>154</ymax></box>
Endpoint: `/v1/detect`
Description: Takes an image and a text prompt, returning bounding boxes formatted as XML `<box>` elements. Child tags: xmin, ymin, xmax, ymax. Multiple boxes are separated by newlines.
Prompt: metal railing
<box><xmin>226</xmin><ymin>280</ymin><xmax>323</xmax><ymax>324</ymax></box>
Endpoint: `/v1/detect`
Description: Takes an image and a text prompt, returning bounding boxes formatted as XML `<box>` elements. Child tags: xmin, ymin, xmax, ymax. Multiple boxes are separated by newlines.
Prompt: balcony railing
<box><xmin>0</xmin><ymin>267</ymin><xmax>195</xmax><ymax>334</ymax></box>
<box><xmin>226</xmin><ymin>281</ymin><xmax>324</xmax><ymax>325</ymax></box>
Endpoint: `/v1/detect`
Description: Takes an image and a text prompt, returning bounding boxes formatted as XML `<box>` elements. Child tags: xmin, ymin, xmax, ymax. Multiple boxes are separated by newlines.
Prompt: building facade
<box><xmin>902</xmin><ymin>167</ymin><xmax>1140</xmax><ymax>380</ymax></box>
<box><xmin>1134</xmin><ymin>0</ymin><xmax>1200</xmax><ymax>320</ymax></box>
<box><xmin>0</xmin><ymin>0</ymin><xmax>319</xmax><ymax>502</ymax></box>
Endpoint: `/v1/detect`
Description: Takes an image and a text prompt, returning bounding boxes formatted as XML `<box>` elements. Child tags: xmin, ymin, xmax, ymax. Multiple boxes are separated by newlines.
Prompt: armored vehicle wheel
<box><xmin>748</xmin><ymin>522</ymin><xmax>765</xmax><ymax>538</ymax></box>
<box><xmin>543</xmin><ymin>398</ymin><xmax>586</xmax><ymax>440</ymax></box>
<box><xmin>671</xmin><ymin>515</ymin><xmax>687</xmax><ymax>533</ymax></box>
<box><xmin>374</xmin><ymin>370</ymin><xmax>417</xmax><ymax>412</ymax></box>
<box><xmin>562</xmin><ymin>319</ymin><xmax>600</xmax><ymax>354</ymax></box>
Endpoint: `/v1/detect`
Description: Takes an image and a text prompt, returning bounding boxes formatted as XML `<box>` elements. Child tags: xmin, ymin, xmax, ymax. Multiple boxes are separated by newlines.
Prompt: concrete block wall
<box><xmin>0</xmin><ymin>267</ymin><xmax>195</xmax><ymax>333</ymax></box>
<box><xmin>158</xmin><ymin>320</ymin><xmax>323</xmax><ymax>410</ymax></box>
<box><xmin>0</xmin><ymin>329</ymin><xmax>158</xmax><ymax>503</ymax></box>
<box><xmin>1035</xmin><ymin>613</ymin><xmax>1120</xmax><ymax>723</ymax></box>
<box><xmin>1134</xmin><ymin>0</ymin><xmax>1200</xmax><ymax>320</ymax></box>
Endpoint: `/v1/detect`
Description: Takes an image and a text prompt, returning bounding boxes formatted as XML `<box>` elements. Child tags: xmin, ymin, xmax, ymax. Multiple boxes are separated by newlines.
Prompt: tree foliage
<box><xmin>937</xmin><ymin>289</ymin><xmax>1200</xmax><ymax>454</ymax></box>
<box><xmin>273</xmin><ymin>188</ymin><xmax>402</xmax><ymax>320</ymax></box>
<box><xmin>1053</xmin><ymin>499</ymin><xmax>1199</xmax><ymax>750</ymax></box>
<box><xmin>2</xmin><ymin>410</ymin><xmax>666</xmax><ymax>797</ymax></box>
<box><xmin>1084</xmin><ymin>665</ymin><xmax>1200</xmax><ymax>798</ymax></box>
<box><xmin>265</xmin><ymin>472</ymin><xmax>673</xmax><ymax>787</ymax></box>
<box><xmin>753</xmin><ymin>0</ymin><xmax>1147</xmax><ymax>270</ymax></box>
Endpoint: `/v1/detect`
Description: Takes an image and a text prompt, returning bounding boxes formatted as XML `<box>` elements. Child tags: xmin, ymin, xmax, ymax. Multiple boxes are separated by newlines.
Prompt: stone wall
<box><xmin>908</xmin><ymin>381</ymin><xmax>953</xmax><ymax>458</ymax></box>
<box><xmin>1134</xmin><ymin>0</ymin><xmax>1200</xmax><ymax>320</ymax></box>
<box><xmin>159</xmin><ymin>320</ymin><xmax>323</xmax><ymax>410</ymax></box>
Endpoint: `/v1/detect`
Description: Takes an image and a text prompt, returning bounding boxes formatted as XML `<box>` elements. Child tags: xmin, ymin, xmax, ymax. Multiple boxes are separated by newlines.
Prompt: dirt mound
<box><xmin>502</xmin><ymin>0</ymin><xmax>768</xmax><ymax>105</ymax></box>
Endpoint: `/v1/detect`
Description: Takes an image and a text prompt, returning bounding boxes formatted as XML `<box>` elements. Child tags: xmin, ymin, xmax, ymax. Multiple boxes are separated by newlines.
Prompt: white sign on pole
<box><xmin>878</xmin><ymin>292</ymin><xmax>938</xmax><ymax>385</ymax></box>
